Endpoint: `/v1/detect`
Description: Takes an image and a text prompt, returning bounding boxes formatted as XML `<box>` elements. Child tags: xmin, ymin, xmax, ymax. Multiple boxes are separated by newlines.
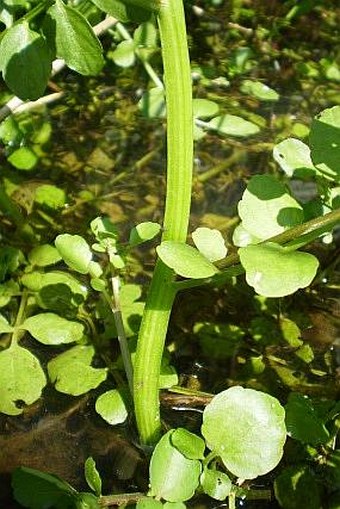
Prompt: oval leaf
<box><xmin>0</xmin><ymin>344</ymin><xmax>46</xmax><ymax>415</ymax></box>
<box><xmin>21</xmin><ymin>312</ymin><xmax>84</xmax><ymax>345</ymax></box>
<box><xmin>95</xmin><ymin>389</ymin><xmax>128</xmax><ymax>425</ymax></box>
<box><xmin>239</xmin><ymin>243</ymin><xmax>319</xmax><ymax>297</ymax></box>
<box><xmin>201</xmin><ymin>386</ymin><xmax>286</xmax><ymax>479</ymax></box>
<box><xmin>238</xmin><ymin>175</ymin><xmax>304</xmax><ymax>240</ymax></box>
<box><xmin>193</xmin><ymin>98</ymin><xmax>219</xmax><ymax>119</ymax></box>
<box><xmin>28</xmin><ymin>245</ymin><xmax>62</xmax><ymax>267</ymax></box>
<box><xmin>48</xmin><ymin>345</ymin><xmax>107</xmax><ymax>395</ymax></box>
<box><xmin>207</xmin><ymin>114</ymin><xmax>260</xmax><ymax>137</ymax></box>
<box><xmin>156</xmin><ymin>241</ymin><xmax>218</xmax><ymax>279</ymax></box>
<box><xmin>240</xmin><ymin>80</ymin><xmax>279</xmax><ymax>102</ymax></box>
<box><xmin>192</xmin><ymin>227</ymin><xmax>227</xmax><ymax>262</ymax></box>
<box><xmin>84</xmin><ymin>457</ymin><xmax>102</xmax><ymax>497</ymax></box>
<box><xmin>150</xmin><ymin>429</ymin><xmax>201</xmax><ymax>501</ymax></box>
<box><xmin>200</xmin><ymin>467</ymin><xmax>232</xmax><ymax>500</ymax></box>
<box><xmin>46</xmin><ymin>0</ymin><xmax>104</xmax><ymax>75</ymax></box>
<box><xmin>273</xmin><ymin>138</ymin><xmax>317</xmax><ymax>178</ymax></box>
<box><xmin>171</xmin><ymin>428</ymin><xmax>205</xmax><ymax>460</ymax></box>
<box><xmin>0</xmin><ymin>22</ymin><xmax>51</xmax><ymax>100</ymax></box>
<box><xmin>310</xmin><ymin>105</ymin><xmax>340</xmax><ymax>180</ymax></box>
<box><xmin>55</xmin><ymin>234</ymin><xmax>92</xmax><ymax>274</ymax></box>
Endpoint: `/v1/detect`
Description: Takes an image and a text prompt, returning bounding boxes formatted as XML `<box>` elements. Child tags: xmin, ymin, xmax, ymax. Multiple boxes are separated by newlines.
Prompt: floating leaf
<box><xmin>207</xmin><ymin>114</ymin><xmax>260</xmax><ymax>137</ymax></box>
<box><xmin>274</xmin><ymin>466</ymin><xmax>321</xmax><ymax>509</ymax></box>
<box><xmin>21</xmin><ymin>312</ymin><xmax>84</xmax><ymax>345</ymax></box>
<box><xmin>35</xmin><ymin>184</ymin><xmax>66</xmax><ymax>209</ymax></box>
<box><xmin>150</xmin><ymin>429</ymin><xmax>201</xmax><ymax>502</ymax></box>
<box><xmin>285</xmin><ymin>392</ymin><xmax>329</xmax><ymax>445</ymax></box>
<box><xmin>310</xmin><ymin>105</ymin><xmax>340</xmax><ymax>180</ymax></box>
<box><xmin>84</xmin><ymin>457</ymin><xmax>102</xmax><ymax>497</ymax></box>
<box><xmin>157</xmin><ymin>241</ymin><xmax>218</xmax><ymax>279</ymax></box>
<box><xmin>200</xmin><ymin>468</ymin><xmax>232</xmax><ymax>500</ymax></box>
<box><xmin>193</xmin><ymin>99</ymin><xmax>219</xmax><ymax>119</ymax></box>
<box><xmin>201</xmin><ymin>386</ymin><xmax>286</xmax><ymax>479</ymax></box>
<box><xmin>0</xmin><ymin>344</ymin><xmax>46</xmax><ymax>415</ymax></box>
<box><xmin>55</xmin><ymin>234</ymin><xmax>92</xmax><ymax>274</ymax></box>
<box><xmin>95</xmin><ymin>389</ymin><xmax>128</xmax><ymax>425</ymax></box>
<box><xmin>0</xmin><ymin>22</ymin><xmax>51</xmax><ymax>100</ymax></box>
<box><xmin>46</xmin><ymin>0</ymin><xmax>104</xmax><ymax>75</ymax></box>
<box><xmin>273</xmin><ymin>138</ymin><xmax>317</xmax><ymax>178</ymax></box>
<box><xmin>48</xmin><ymin>345</ymin><xmax>107</xmax><ymax>395</ymax></box>
<box><xmin>28</xmin><ymin>245</ymin><xmax>62</xmax><ymax>267</ymax></box>
<box><xmin>8</xmin><ymin>147</ymin><xmax>38</xmax><ymax>170</ymax></box>
<box><xmin>171</xmin><ymin>428</ymin><xmax>205</xmax><ymax>460</ymax></box>
<box><xmin>12</xmin><ymin>467</ymin><xmax>77</xmax><ymax>509</ymax></box>
<box><xmin>192</xmin><ymin>227</ymin><xmax>227</xmax><ymax>262</ymax></box>
<box><xmin>238</xmin><ymin>175</ymin><xmax>303</xmax><ymax>240</ymax></box>
<box><xmin>239</xmin><ymin>243</ymin><xmax>319</xmax><ymax>297</ymax></box>
<box><xmin>240</xmin><ymin>80</ymin><xmax>279</xmax><ymax>101</ymax></box>
<box><xmin>129</xmin><ymin>221</ymin><xmax>161</xmax><ymax>246</ymax></box>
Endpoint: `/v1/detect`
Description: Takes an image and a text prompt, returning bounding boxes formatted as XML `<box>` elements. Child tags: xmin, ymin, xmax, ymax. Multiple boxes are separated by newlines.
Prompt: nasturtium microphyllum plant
<box><xmin>0</xmin><ymin>0</ymin><xmax>339</xmax><ymax>507</ymax></box>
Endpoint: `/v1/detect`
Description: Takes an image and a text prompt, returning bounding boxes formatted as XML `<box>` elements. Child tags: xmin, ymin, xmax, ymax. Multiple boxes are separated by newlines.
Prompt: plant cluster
<box><xmin>0</xmin><ymin>0</ymin><xmax>339</xmax><ymax>508</ymax></box>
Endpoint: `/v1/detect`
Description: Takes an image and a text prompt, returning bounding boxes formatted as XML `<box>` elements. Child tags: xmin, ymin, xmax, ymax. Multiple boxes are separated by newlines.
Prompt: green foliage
<box><xmin>156</xmin><ymin>241</ymin><xmax>218</xmax><ymax>279</ymax></box>
<box><xmin>84</xmin><ymin>457</ymin><xmax>102</xmax><ymax>497</ymax></box>
<box><xmin>309</xmin><ymin>105</ymin><xmax>340</xmax><ymax>180</ymax></box>
<box><xmin>206</xmin><ymin>114</ymin><xmax>260</xmax><ymax>137</ymax></box>
<box><xmin>55</xmin><ymin>234</ymin><xmax>93</xmax><ymax>274</ymax></box>
<box><xmin>274</xmin><ymin>466</ymin><xmax>321</xmax><ymax>509</ymax></box>
<box><xmin>285</xmin><ymin>392</ymin><xmax>330</xmax><ymax>445</ymax></box>
<box><xmin>200</xmin><ymin>468</ymin><xmax>232</xmax><ymax>500</ymax></box>
<box><xmin>95</xmin><ymin>388</ymin><xmax>128</xmax><ymax>425</ymax></box>
<box><xmin>191</xmin><ymin>227</ymin><xmax>227</xmax><ymax>262</ymax></box>
<box><xmin>201</xmin><ymin>386</ymin><xmax>286</xmax><ymax>479</ymax></box>
<box><xmin>21</xmin><ymin>312</ymin><xmax>84</xmax><ymax>345</ymax></box>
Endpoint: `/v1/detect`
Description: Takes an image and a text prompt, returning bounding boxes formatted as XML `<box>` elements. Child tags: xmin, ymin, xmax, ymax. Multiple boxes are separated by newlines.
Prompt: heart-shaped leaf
<box><xmin>202</xmin><ymin>386</ymin><xmax>286</xmax><ymax>479</ymax></box>
<box><xmin>239</xmin><ymin>243</ymin><xmax>319</xmax><ymax>297</ymax></box>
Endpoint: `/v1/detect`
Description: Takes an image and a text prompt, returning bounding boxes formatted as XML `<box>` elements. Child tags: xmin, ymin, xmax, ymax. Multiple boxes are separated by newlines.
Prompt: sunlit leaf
<box><xmin>46</xmin><ymin>0</ymin><xmax>104</xmax><ymax>75</ymax></box>
<box><xmin>171</xmin><ymin>428</ymin><xmax>205</xmax><ymax>460</ymax></box>
<box><xmin>0</xmin><ymin>344</ymin><xmax>46</xmax><ymax>415</ymax></box>
<box><xmin>207</xmin><ymin>114</ymin><xmax>260</xmax><ymax>137</ymax></box>
<box><xmin>138</xmin><ymin>87</ymin><xmax>165</xmax><ymax>118</ymax></box>
<box><xmin>110</xmin><ymin>40</ymin><xmax>136</xmax><ymax>67</ymax></box>
<box><xmin>0</xmin><ymin>22</ymin><xmax>51</xmax><ymax>100</ymax></box>
<box><xmin>21</xmin><ymin>312</ymin><xmax>84</xmax><ymax>345</ymax></box>
<box><xmin>8</xmin><ymin>147</ymin><xmax>38</xmax><ymax>170</ymax></box>
<box><xmin>157</xmin><ymin>241</ymin><xmax>218</xmax><ymax>279</ymax></box>
<box><xmin>192</xmin><ymin>227</ymin><xmax>227</xmax><ymax>262</ymax></box>
<box><xmin>240</xmin><ymin>80</ymin><xmax>279</xmax><ymax>101</ymax></box>
<box><xmin>137</xmin><ymin>498</ymin><xmax>163</xmax><ymax>509</ymax></box>
<box><xmin>193</xmin><ymin>99</ymin><xmax>219</xmax><ymax>119</ymax></box>
<box><xmin>201</xmin><ymin>386</ymin><xmax>286</xmax><ymax>479</ymax></box>
<box><xmin>95</xmin><ymin>389</ymin><xmax>128</xmax><ymax>425</ymax></box>
<box><xmin>0</xmin><ymin>313</ymin><xmax>13</xmax><ymax>333</ymax></box>
<box><xmin>200</xmin><ymin>467</ymin><xmax>232</xmax><ymax>500</ymax></box>
<box><xmin>239</xmin><ymin>243</ymin><xmax>319</xmax><ymax>297</ymax></box>
<box><xmin>35</xmin><ymin>184</ymin><xmax>66</xmax><ymax>209</ymax></box>
<box><xmin>273</xmin><ymin>138</ymin><xmax>317</xmax><ymax>178</ymax></box>
<box><xmin>84</xmin><ymin>457</ymin><xmax>102</xmax><ymax>497</ymax></box>
<box><xmin>48</xmin><ymin>345</ymin><xmax>107</xmax><ymax>395</ymax></box>
<box><xmin>28</xmin><ymin>245</ymin><xmax>62</xmax><ymax>267</ymax></box>
<box><xmin>129</xmin><ymin>221</ymin><xmax>161</xmax><ymax>246</ymax></box>
<box><xmin>55</xmin><ymin>234</ymin><xmax>92</xmax><ymax>274</ymax></box>
<box><xmin>238</xmin><ymin>175</ymin><xmax>304</xmax><ymax>240</ymax></box>
<box><xmin>310</xmin><ymin>105</ymin><xmax>340</xmax><ymax>180</ymax></box>
<box><xmin>150</xmin><ymin>429</ymin><xmax>201</xmax><ymax>502</ymax></box>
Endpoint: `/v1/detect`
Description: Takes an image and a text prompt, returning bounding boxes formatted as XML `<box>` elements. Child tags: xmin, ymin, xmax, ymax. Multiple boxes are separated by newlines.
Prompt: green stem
<box><xmin>133</xmin><ymin>0</ymin><xmax>193</xmax><ymax>445</ymax></box>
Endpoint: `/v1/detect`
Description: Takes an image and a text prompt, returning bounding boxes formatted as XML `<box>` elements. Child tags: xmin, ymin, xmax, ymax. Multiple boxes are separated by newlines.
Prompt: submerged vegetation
<box><xmin>0</xmin><ymin>0</ymin><xmax>339</xmax><ymax>508</ymax></box>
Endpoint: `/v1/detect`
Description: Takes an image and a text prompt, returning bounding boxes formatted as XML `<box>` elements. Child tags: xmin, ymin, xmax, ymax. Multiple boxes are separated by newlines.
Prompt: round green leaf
<box><xmin>238</xmin><ymin>175</ymin><xmax>303</xmax><ymax>240</ymax></box>
<box><xmin>35</xmin><ymin>184</ymin><xmax>66</xmax><ymax>209</ymax></box>
<box><xmin>207</xmin><ymin>114</ymin><xmax>260</xmax><ymax>137</ymax></box>
<box><xmin>46</xmin><ymin>0</ymin><xmax>104</xmax><ymax>75</ymax></box>
<box><xmin>171</xmin><ymin>428</ymin><xmax>205</xmax><ymax>460</ymax></box>
<box><xmin>285</xmin><ymin>392</ymin><xmax>329</xmax><ymax>445</ymax></box>
<box><xmin>150</xmin><ymin>429</ymin><xmax>201</xmax><ymax>501</ymax></box>
<box><xmin>8</xmin><ymin>147</ymin><xmax>38</xmax><ymax>170</ymax></box>
<box><xmin>110</xmin><ymin>40</ymin><xmax>136</xmax><ymax>67</ymax></box>
<box><xmin>310</xmin><ymin>105</ymin><xmax>340</xmax><ymax>180</ymax></box>
<box><xmin>0</xmin><ymin>344</ymin><xmax>46</xmax><ymax>415</ymax></box>
<box><xmin>240</xmin><ymin>80</ymin><xmax>279</xmax><ymax>101</ymax></box>
<box><xmin>201</xmin><ymin>386</ymin><xmax>286</xmax><ymax>479</ymax></box>
<box><xmin>156</xmin><ymin>241</ymin><xmax>218</xmax><ymax>279</ymax></box>
<box><xmin>129</xmin><ymin>221</ymin><xmax>161</xmax><ymax>247</ymax></box>
<box><xmin>55</xmin><ymin>234</ymin><xmax>92</xmax><ymax>274</ymax></box>
<box><xmin>28</xmin><ymin>245</ymin><xmax>62</xmax><ymax>267</ymax></box>
<box><xmin>137</xmin><ymin>498</ymin><xmax>163</xmax><ymax>509</ymax></box>
<box><xmin>200</xmin><ymin>467</ymin><xmax>232</xmax><ymax>500</ymax></box>
<box><xmin>239</xmin><ymin>243</ymin><xmax>319</xmax><ymax>297</ymax></box>
<box><xmin>21</xmin><ymin>312</ymin><xmax>84</xmax><ymax>345</ymax></box>
<box><xmin>95</xmin><ymin>389</ymin><xmax>128</xmax><ymax>425</ymax></box>
<box><xmin>192</xmin><ymin>227</ymin><xmax>227</xmax><ymax>262</ymax></box>
<box><xmin>273</xmin><ymin>138</ymin><xmax>317</xmax><ymax>178</ymax></box>
<box><xmin>48</xmin><ymin>345</ymin><xmax>107</xmax><ymax>395</ymax></box>
<box><xmin>0</xmin><ymin>22</ymin><xmax>51</xmax><ymax>100</ymax></box>
<box><xmin>193</xmin><ymin>99</ymin><xmax>219</xmax><ymax>119</ymax></box>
